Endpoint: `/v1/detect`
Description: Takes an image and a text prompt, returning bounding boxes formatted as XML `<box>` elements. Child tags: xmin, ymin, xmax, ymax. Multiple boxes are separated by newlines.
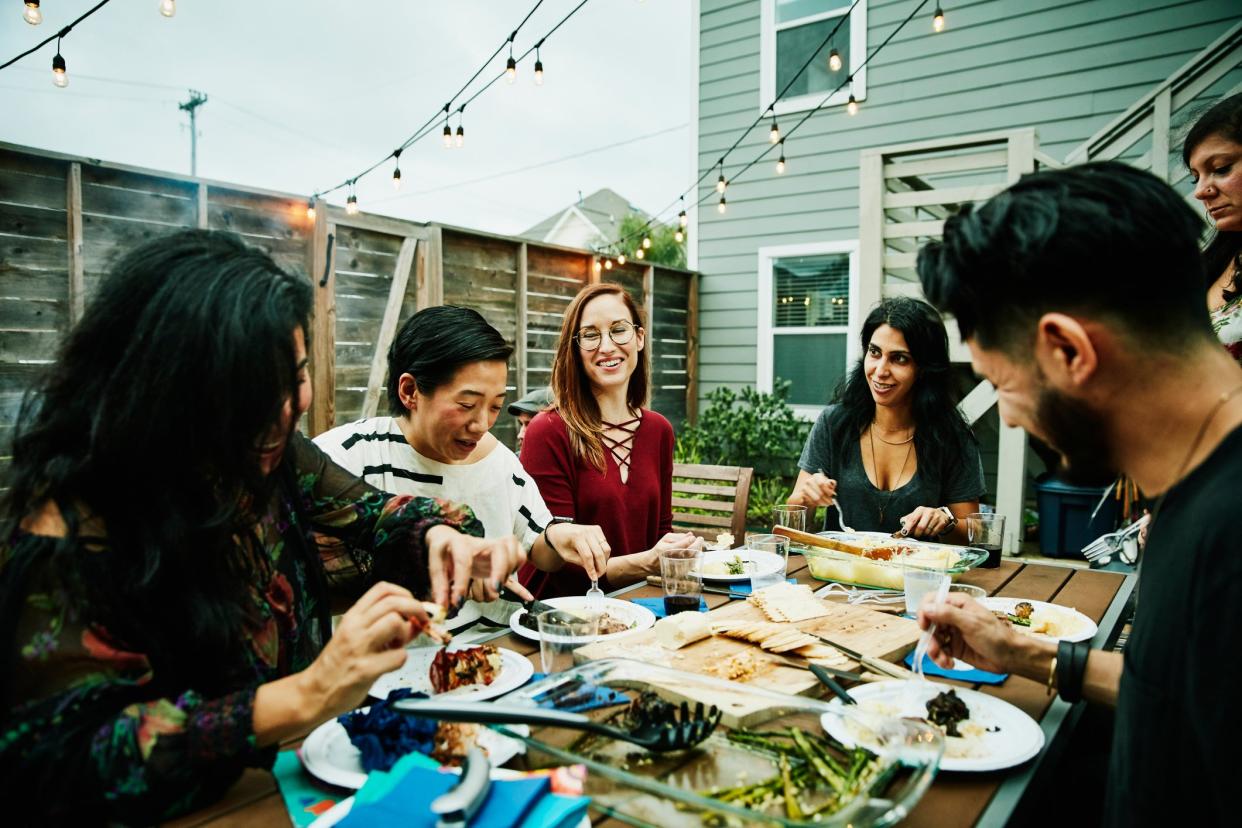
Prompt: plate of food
<box><xmin>300</xmin><ymin>711</ymin><xmax>528</xmax><ymax>790</ymax></box>
<box><xmin>694</xmin><ymin>547</ymin><xmax>785</xmax><ymax>582</ymax></box>
<box><xmin>821</xmin><ymin>680</ymin><xmax>1044</xmax><ymax>772</ymax></box>
<box><xmin>368</xmin><ymin>643</ymin><xmax>534</xmax><ymax>701</ymax></box>
<box><xmin>979</xmin><ymin>597</ymin><xmax>1097</xmax><ymax>643</ymax></box>
<box><xmin>509</xmin><ymin>596</ymin><xmax>655</xmax><ymax>643</ymax></box>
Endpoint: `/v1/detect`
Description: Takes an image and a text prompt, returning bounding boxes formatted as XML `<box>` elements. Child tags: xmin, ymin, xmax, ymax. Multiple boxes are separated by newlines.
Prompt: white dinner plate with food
<box><xmin>821</xmin><ymin>680</ymin><xmax>1044</xmax><ymax>772</ymax></box>
<box><xmin>300</xmin><ymin>715</ymin><xmax>528</xmax><ymax>790</ymax></box>
<box><xmin>508</xmin><ymin>596</ymin><xmax>655</xmax><ymax>643</ymax></box>
<box><xmin>694</xmin><ymin>548</ymin><xmax>785</xmax><ymax>583</ymax></box>
<box><xmin>979</xmin><ymin>597</ymin><xmax>1097</xmax><ymax>643</ymax></box>
<box><xmin>368</xmin><ymin>644</ymin><xmax>534</xmax><ymax>701</ymax></box>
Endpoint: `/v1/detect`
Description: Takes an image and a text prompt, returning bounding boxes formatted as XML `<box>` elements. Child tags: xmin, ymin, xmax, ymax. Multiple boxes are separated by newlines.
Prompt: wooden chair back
<box><xmin>670</xmin><ymin>463</ymin><xmax>754</xmax><ymax>547</ymax></box>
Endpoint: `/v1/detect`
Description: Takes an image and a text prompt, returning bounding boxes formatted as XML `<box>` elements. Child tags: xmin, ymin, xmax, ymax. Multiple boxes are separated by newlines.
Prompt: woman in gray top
<box><xmin>787</xmin><ymin>297</ymin><xmax>985</xmax><ymax>542</ymax></box>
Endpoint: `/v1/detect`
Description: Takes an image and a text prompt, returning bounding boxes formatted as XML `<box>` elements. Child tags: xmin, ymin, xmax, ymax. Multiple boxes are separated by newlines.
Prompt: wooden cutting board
<box><xmin>572</xmin><ymin>598</ymin><xmax>920</xmax><ymax>727</ymax></box>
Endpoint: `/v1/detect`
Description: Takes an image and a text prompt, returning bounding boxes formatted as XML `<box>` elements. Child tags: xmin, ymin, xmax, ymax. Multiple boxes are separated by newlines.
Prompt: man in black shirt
<box><xmin>914</xmin><ymin>161</ymin><xmax>1242</xmax><ymax>827</ymax></box>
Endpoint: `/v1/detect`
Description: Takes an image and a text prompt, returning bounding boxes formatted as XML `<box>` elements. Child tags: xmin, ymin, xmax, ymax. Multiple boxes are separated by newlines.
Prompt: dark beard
<box><xmin>1035</xmin><ymin>388</ymin><xmax>1118</xmax><ymax>487</ymax></box>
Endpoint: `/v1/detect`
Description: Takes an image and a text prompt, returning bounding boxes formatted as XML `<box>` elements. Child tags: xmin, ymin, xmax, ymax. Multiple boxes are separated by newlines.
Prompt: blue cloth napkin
<box><xmin>522</xmin><ymin>792</ymin><xmax>591</xmax><ymax>828</ymax></box>
<box><xmin>904</xmin><ymin>652</ymin><xmax>1008</xmax><ymax>684</ymax></box>
<box><xmin>338</xmin><ymin>765</ymin><xmax>549</xmax><ymax>828</ymax></box>
<box><xmin>272</xmin><ymin>750</ymin><xmax>345</xmax><ymax>827</ymax></box>
<box><xmin>630</xmin><ymin>596</ymin><xmax>707</xmax><ymax>619</ymax></box>
<box><xmin>528</xmin><ymin>672</ymin><xmax>631</xmax><ymax>712</ymax></box>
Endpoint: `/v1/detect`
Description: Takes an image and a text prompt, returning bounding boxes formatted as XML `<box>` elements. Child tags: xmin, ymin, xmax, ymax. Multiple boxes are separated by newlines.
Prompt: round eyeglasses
<box><xmin>574</xmin><ymin>320</ymin><xmax>638</xmax><ymax>351</ymax></box>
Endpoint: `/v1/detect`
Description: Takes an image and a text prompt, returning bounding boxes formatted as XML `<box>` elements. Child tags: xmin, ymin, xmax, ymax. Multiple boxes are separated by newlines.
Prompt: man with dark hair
<box><xmin>508</xmin><ymin>386</ymin><xmax>553</xmax><ymax>453</ymax></box>
<box><xmin>915</xmin><ymin>161</ymin><xmax>1242</xmax><ymax>827</ymax></box>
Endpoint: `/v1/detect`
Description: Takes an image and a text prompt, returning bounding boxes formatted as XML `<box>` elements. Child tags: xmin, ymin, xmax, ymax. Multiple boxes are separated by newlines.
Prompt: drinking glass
<box><xmin>660</xmin><ymin>548</ymin><xmax>703</xmax><ymax>616</ymax></box>
<box><xmin>537</xmin><ymin>612</ymin><xmax>599</xmax><ymax>674</ymax></box>
<box><xmin>772</xmin><ymin>505</ymin><xmax>808</xmax><ymax>552</ymax></box>
<box><xmin>966</xmin><ymin>513</ymin><xmax>1006</xmax><ymax>569</ymax></box>
<box><xmin>903</xmin><ymin>557</ymin><xmax>950</xmax><ymax>617</ymax></box>
<box><xmin>746</xmin><ymin>533</ymin><xmax>790</xmax><ymax>592</ymax></box>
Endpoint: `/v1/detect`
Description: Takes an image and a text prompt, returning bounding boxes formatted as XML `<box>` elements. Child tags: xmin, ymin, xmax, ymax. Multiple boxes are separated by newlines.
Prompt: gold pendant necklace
<box><xmin>870</xmin><ymin>425</ymin><xmax>915</xmax><ymax>524</ymax></box>
<box><xmin>871</xmin><ymin>420</ymin><xmax>916</xmax><ymax>445</ymax></box>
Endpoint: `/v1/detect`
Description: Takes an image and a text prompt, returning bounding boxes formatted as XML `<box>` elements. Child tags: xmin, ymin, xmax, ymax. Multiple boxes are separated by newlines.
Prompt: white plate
<box><xmin>821</xmin><ymin>680</ymin><xmax>1045</xmax><ymax>772</ymax></box>
<box><xmin>694</xmin><ymin>548</ymin><xmax>785</xmax><ymax>582</ymax></box>
<box><xmin>300</xmin><ymin>712</ymin><xmax>528</xmax><ymax>790</ymax></box>
<box><xmin>508</xmin><ymin>596</ymin><xmax>656</xmax><ymax>643</ymax></box>
<box><xmin>369</xmin><ymin>645</ymin><xmax>534</xmax><ymax>701</ymax></box>
<box><xmin>979</xmin><ymin>597</ymin><xmax>1097</xmax><ymax>643</ymax></box>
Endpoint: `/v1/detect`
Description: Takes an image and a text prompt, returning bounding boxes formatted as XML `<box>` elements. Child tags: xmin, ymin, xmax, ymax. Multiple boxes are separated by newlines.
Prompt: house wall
<box><xmin>695</xmin><ymin>0</ymin><xmax>1242</xmax><ymax>400</ymax></box>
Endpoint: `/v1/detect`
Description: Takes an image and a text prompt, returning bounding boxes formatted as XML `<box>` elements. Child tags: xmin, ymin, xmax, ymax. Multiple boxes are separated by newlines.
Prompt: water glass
<box><xmin>772</xmin><ymin>505</ymin><xmax>807</xmax><ymax>533</ymax></box>
<box><xmin>537</xmin><ymin>612</ymin><xmax>598</xmax><ymax>674</ymax></box>
<box><xmin>746</xmin><ymin>533</ymin><xmax>789</xmax><ymax>591</ymax></box>
<box><xmin>660</xmin><ymin>548</ymin><xmax>703</xmax><ymax>616</ymax></box>
<box><xmin>903</xmin><ymin>556</ymin><xmax>950</xmax><ymax>617</ymax></box>
<box><xmin>966</xmin><ymin>513</ymin><xmax>1006</xmax><ymax>569</ymax></box>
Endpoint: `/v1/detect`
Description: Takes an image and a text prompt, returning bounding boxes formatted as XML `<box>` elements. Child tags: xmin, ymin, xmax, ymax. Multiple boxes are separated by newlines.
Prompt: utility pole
<box><xmin>179</xmin><ymin>89</ymin><xmax>208</xmax><ymax>176</ymax></box>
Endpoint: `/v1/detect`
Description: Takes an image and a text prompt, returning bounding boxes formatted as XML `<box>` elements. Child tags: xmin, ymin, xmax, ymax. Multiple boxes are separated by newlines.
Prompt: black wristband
<box><xmin>542</xmin><ymin>517</ymin><xmax>573</xmax><ymax>555</ymax></box>
<box><xmin>1056</xmin><ymin>640</ymin><xmax>1090</xmax><ymax>703</ymax></box>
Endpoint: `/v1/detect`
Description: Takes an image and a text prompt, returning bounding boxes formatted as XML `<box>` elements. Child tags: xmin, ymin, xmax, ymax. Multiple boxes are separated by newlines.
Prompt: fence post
<box><xmin>686</xmin><ymin>272</ymin><xmax>699</xmax><ymax>424</ymax></box>
<box><xmin>418</xmin><ymin>225</ymin><xmax>445</xmax><ymax>308</ymax></box>
<box><xmin>66</xmin><ymin>162</ymin><xmax>84</xmax><ymax>325</ymax></box>
<box><xmin>516</xmin><ymin>242</ymin><xmax>529</xmax><ymax>399</ymax></box>
<box><xmin>857</xmin><ymin>149</ymin><xmax>884</xmax><ymax>322</ymax></box>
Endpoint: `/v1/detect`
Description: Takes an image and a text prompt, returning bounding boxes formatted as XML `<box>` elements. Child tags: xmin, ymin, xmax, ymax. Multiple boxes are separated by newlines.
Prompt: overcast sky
<box><xmin>0</xmin><ymin>0</ymin><xmax>692</xmax><ymax>236</ymax></box>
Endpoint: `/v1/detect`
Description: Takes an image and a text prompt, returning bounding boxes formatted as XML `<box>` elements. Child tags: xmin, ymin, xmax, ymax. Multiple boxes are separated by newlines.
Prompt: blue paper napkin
<box><xmin>630</xmin><ymin>595</ymin><xmax>707</xmax><ymax>619</ymax></box>
<box><xmin>528</xmin><ymin>672</ymin><xmax>631</xmax><ymax>712</ymax></box>
<box><xmin>904</xmin><ymin>652</ymin><xmax>1008</xmax><ymax>684</ymax></box>
<box><xmin>338</xmin><ymin>765</ymin><xmax>549</xmax><ymax>828</ymax></box>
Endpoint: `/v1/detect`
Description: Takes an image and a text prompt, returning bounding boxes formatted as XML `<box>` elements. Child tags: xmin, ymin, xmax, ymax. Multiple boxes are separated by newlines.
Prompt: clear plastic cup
<box><xmin>537</xmin><ymin>612</ymin><xmax>599</xmax><ymax>674</ymax></box>
<box><xmin>746</xmin><ymin>533</ymin><xmax>790</xmax><ymax>592</ymax></box>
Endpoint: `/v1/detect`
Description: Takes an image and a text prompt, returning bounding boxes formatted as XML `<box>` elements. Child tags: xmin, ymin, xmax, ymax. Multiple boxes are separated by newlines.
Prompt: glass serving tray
<box><xmin>497</xmin><ymin>658</ymin><xmax>943</xmax><ymax>827</ymax></box>
<box><xmin>803</xmin><ymin>532</ymin><xmax>988</xmax><ymax>590</ymax></box>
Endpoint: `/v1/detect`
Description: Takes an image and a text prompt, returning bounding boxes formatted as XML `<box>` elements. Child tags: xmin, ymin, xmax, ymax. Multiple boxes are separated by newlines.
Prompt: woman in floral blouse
<box><xmin>0</xmin><ymin>231</ymin><xmax>528</xmax><ymax>823</ymax></box>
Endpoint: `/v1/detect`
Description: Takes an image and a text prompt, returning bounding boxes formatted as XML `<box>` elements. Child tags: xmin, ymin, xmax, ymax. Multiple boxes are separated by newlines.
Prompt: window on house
<box><xmin>762</xmin><ymin>0</ymin><xmax>867</xmax><ymax>116</ymax></box>
<box><xmin>758</xmin><ymin>243</ymin><xmax>858</xmax><ymax>416</ymax></box>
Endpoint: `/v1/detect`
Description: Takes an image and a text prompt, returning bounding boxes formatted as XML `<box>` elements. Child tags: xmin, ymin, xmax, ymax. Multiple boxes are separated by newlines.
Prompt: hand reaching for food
<box><xmin>426</xmin><ymin>526</ymin><xmax>528</xmax><ymax>607</ymax></box>
<box><xmin>789</xmin><ymin>471</ymin><xmax>837</xmax><ymax>508</ymax></box>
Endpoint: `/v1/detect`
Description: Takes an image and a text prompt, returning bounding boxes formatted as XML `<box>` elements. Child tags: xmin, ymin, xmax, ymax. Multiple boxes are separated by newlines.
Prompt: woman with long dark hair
<box><xmin>518</xmin><ymin>283</ymin><xmax>699</xmax><ymax>599</ymax></box>
<box><xmin>0</xmin><ymin>231</ymin><xmax>524</xmax><ymax>822</ymax></box>
<box><xmin>1184</xmin><ymin>91</ymin><xmax>1242</xmax><ymax>361</ymax></box>
<box><xmin>786</xmin><ymin>297</ymin><xmax>984</xmax><ymax>541</ymax></box>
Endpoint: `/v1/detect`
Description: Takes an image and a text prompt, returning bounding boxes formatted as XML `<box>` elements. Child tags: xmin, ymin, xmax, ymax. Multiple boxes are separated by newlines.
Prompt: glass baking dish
<box><xmin>497</xmin><ymin>658</ymin><xmax>943</xmax><ymax>827</ymax></box>
<box><xmin>802</xmin><ymin>532</ymin><xmax>988</xmax><ymax>590</ymax></box>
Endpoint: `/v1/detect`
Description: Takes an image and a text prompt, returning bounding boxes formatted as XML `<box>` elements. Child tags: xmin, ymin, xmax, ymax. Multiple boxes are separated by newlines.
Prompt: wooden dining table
<box><xmin>170</xmin><ymin>553</ymin><xmax>1133</xmax><ymax>828</ymax></box>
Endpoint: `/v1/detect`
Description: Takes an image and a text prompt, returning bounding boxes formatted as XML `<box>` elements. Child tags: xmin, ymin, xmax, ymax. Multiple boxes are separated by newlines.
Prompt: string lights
<box><xmin>306</xmin><ymin>198</ymin><xmax>317</xmax><ymax>220</ymax></box>
<box><xmin>23</xmin><ymin>1</ymin><xmax>41</xmax><ymax>25</ymax></box>
<box><xmin>455</xmin><ymin>109</ymin><xmax>465</xmax><ymax>147</ymax></box>
<box><xmin>716</xmin><ymin>162</ymin><xmax>726</xmax><ymax>193</ymax></box>
<box><xmin>346</xmin><ymin>181</ymin><xmax>359</xmax><ymax>215</ymax></box>
<box><xmin>769</xmin><ymin>113</ymin><xmax>780</xmax><ymax>144</ymax></box>
<box><xmin>717</xmin><ymin>195</ymin><xmax>726</xmax><ymax>214</ymax></box>
<box><xmin>776</xmin><ymin>140</ymin><xmax>786</xmax><ymax>174</ymax></box>
<box><xmin>159</xmin><ymin>0</ymin><xmax>176</xmax><ymax>17</ymax></box>
<box><xmin>932</xmin><ymin>4</ymin><xmax>945</xmax><ymax>32</ymax></box>
<box><xmin>828</xmin><ymin>47</ymin><xmax>842</xmax><ymax>72</ymax></box>
<box><xmin>534</xmin><ymin>43</ymin><xmax>544</xmax><ymax>85</ymax></box>
<box><xmin>51</xmin><ymin>36</ymin><xmax>66</xmax><ymax>87</ymax></box>
<box><xmin>391</xmin><ymin>149</ymin><xmax>403</xmax><ymax>190</ymax></box>
<box><xmin>505</xmin><ymin>41</ymin><xmax>517</xmax><ymax>83</ymax></box>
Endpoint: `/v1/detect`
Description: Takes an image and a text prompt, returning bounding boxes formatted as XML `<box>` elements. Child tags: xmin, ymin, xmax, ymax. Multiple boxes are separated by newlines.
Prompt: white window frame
<box><xmin>759</xmin><ymin>0</ymin><xmax>868</xmax><ymax>117</ymax></box>
<box><xmin>757</xmin><ymin>240</ymin><xmax>860</xmax><ymax>421</ymax></box>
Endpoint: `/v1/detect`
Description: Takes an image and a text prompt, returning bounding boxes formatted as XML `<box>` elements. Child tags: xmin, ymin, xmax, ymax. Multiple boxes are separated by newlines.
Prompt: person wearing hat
<box><xmin>509</xmin><ymin>387</ymin><xmax>553</xmax><ymax>454</ymax></box>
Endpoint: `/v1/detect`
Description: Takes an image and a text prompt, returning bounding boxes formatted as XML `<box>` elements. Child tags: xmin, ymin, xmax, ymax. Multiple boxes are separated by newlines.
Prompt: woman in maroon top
<box><xmin>519</xmin><ymin>284</ymin><xmax>700</xmax><ymax>598</ymax></box>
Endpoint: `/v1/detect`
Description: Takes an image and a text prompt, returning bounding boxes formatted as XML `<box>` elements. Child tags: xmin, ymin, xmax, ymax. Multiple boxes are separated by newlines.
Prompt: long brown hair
<box><xmin>551</xmin><ymin>283</ymin><xmax>650</xmax><ymax>471</ymax></box>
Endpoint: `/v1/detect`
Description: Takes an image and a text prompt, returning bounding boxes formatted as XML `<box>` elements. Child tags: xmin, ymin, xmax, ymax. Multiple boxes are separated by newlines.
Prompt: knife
<box><xmin>761</xmin><ymin>653</ymin><xmax>877</xmax><ymax>684</ymax></box>
<box><xmin>807</xmin><ymin>633</ymin><xmax>915</xmax><ymax>680</ymax></box>
<box><xmin>499</xmin><ymin>587</ymin><xmax>583</xmax><ymax>626</ymax></box>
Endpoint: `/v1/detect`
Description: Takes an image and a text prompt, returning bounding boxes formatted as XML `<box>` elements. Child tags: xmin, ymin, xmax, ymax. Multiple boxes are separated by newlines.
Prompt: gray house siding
<box><xmin>694</xmin><ymin>0</ymin><xmax>1242</xmax><ymax>403</ymax></box>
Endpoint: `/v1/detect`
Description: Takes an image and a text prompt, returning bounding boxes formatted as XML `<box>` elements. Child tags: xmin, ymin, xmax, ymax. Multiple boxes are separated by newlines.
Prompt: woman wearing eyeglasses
<box><xmin>518</xmin><ymin>284</ymin><xmax>700</xmax><ymax>599</ymax></box>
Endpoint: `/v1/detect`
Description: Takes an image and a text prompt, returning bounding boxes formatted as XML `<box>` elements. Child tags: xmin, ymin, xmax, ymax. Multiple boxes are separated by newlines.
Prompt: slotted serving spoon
<box><xmin>394</xmin><ymin>698</ymin><xmax>723</xmax><ymax>753</ymax></box>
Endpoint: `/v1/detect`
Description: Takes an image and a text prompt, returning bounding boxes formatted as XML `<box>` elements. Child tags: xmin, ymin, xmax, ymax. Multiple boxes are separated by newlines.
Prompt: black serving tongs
<box><xmin>395</xmin><ymin>698</ymin><xmax>722</xmax><ymax>752</ymax></box>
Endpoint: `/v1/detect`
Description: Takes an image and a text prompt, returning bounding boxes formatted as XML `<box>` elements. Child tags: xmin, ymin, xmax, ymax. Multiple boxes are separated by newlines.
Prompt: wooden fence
<box><xmin>0</xmin><ymin>142</ymin><xmax>698</xmax><ymax>488</ymax></box>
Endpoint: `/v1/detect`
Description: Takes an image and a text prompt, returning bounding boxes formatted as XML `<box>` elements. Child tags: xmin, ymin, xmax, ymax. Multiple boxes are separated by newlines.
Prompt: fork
<box><xmin>1082</xmin><ymin>514</ymin><xmax>1149</xmax><ymax>562</ymax></box>
<box><xmin>394</xmin><ymin>698</ymin><xmax>722</xmax><ymax>753</ymax></box>
<box><xmin>817</xmin><ymin>467</ymin><xmax>855</xmax><ymax>533</ymax></box>
<box><xmin>585</xmin><ymin>579</ymin><xmax>605</xmax><ymax>612</ymax></box>
<box><xmin>904</xmin><ymin>574</ymin><xmax>951</xmax><ymax>713</ymax></box>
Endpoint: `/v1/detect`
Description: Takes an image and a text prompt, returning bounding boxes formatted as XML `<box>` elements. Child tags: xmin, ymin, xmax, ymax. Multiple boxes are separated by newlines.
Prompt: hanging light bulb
<box><xmin>442</xmin><ymin>121</ymin><xmax>452</xmax><ymax>148</ymax></box>
<box><xmin>159</xmin><ymin>0</ymin><xmax>176</xmax><ymax>18</ymax></box>
<box><xmin>717</xmin><ymin>195</ymin><xmax>727</xmax><ymax>214</ymax></box>
<box><xmin>716</xmin><ymin>166</ymin><xmax>727</xmax><ymax>193</ymax></box>
<box><xmin>776</xmin><ymin>144</ymin><xmax>786</xmax><ymax>175</ymax></box>
<box><xmin>678</xmin><ymin>200</ymin><xmax>688</xmax><ymax>228</ymax></box>
<box><xmin>932</xmin><ymin>5</ymin><xmax>945</xmax><ymax>32</ymax></box>
<box><xmin>306</xmin><ymin>198</ymin><xmax>316</xmax><ymax>220</ymax></box>
<box><xmin>617</xmin><ymin>253</ymin><xmax>626</xmax><ymax>265</ymax></box>
<box><xmin>23</xmin><ymin>1</ymin><xmax>41</xmax><ymax>25</ymax></box>
<box><xmin>51</xmin><ymin>50</ymin><xmax>67</xmax><ymax>88</ymax></box>
<box><xmin>847</xmin><ymin>92</ymin><xmax>858</xmax><ymax>116</ymax></box>
<box><xmin>674</xmin><ymin>228</ymin><xmax>684</xmax><ymax>243</ymax></box>
<box><xmin>769</xmin><ymin>119</ymin><xmax>780</xmax><ymax>144</ymax></box>
<box><xmin>391</xmin><ymin>150</ymin><xmax>403</xmax><ymax>190</ymax></box>
<box><xmin>534</xmin><ymin>46</ymin><xmax>544</xmax><ymax>85</ymax></box>
<box><xmin>593</xmin><ymin>259</ymin><xmax>602</xmax><ymax>274</ymax></box>
<box><xmin>604</xmin><ymin>259</ymin><xmax>613</xmax><ymax>270</ymax></box>
<box><xmin>346</xmin><ymin>194</ymin><xmax>359</xmax><ymax>215</ymax></box>
<box><xmin>642</xmin><ymin>236</ymin><xmax>651</xmax><ymax>249</ymax></box>
<box><xmin>455</xmin><ymin>123</ymin><xmax>465</xmax><ymax>148</ymax></box>
<box><xmin>636</xmin><ymin>248</ymin><xmax>645</xmax><ymax>260</ymax></box>
<box><xmin>506</xmin><ymin>56</ymin><xmax>517</xmax><ymax>84</ymax></box>
<box><xmin>828</xmin><ymin>47</ymin><xmax>842</xmax><ymax>72</ymax></box>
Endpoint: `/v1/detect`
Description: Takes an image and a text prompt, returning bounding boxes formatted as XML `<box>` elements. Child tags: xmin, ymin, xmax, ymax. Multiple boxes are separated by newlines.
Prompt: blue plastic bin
<box><xmin>1034</xmin><ymin>476</ymin><xmax>1119</xmax><ymax>558</ymax></box>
